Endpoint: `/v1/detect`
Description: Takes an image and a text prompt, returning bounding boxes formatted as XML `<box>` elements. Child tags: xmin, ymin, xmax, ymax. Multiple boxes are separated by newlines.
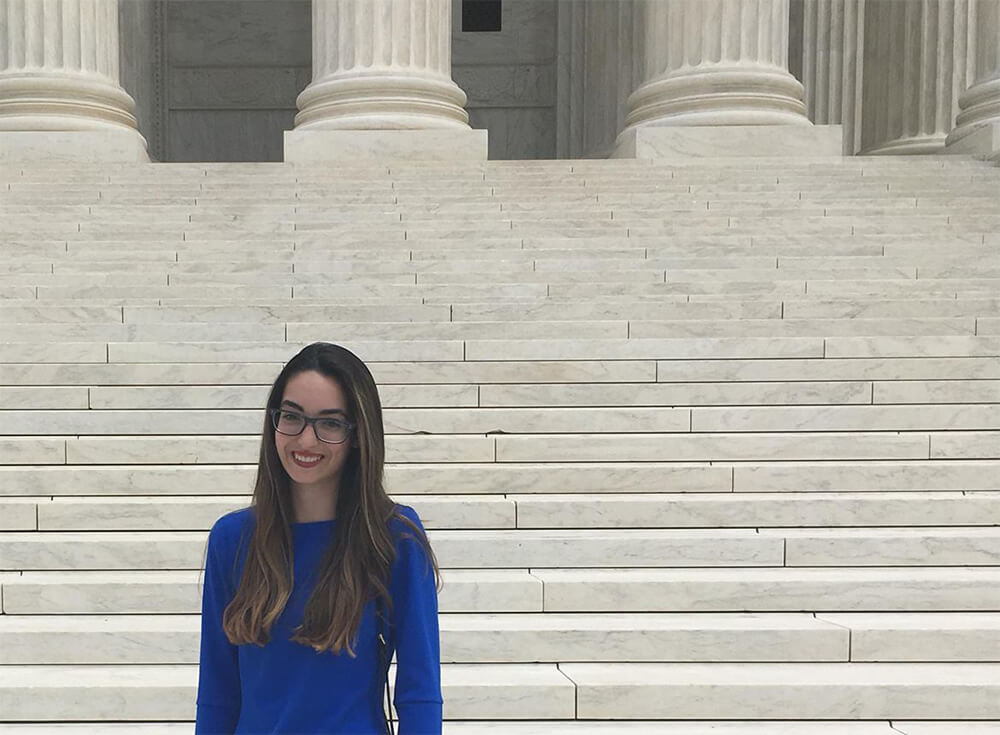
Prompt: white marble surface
<box><xmin>0</xmin><ymin>438</ymin><xmax>65</xmax><ymax>464</ymax></box>
<box><xmin>734</xmin><ymin>460</ymin><xmax>1000</xmax><ymax>492</ymax></box>
<box><xmin>495</xmin><ymin>432</ymin><xmax>928</xmax><ymax>462</ymax></box>
<box><xmin>772</xmin><ymin>526</ymin><xmax>1000</xmax><ymax>566</ymax></box>
<box><xmin>692</xmin><ymin>404</ymin><xmax>1000</xmax><ymax>431</ymax></box>
<box><xmin>509</xmin><ymin>491</ymin><xmax>1000</xmax><ymax>529</ymax></box>
<box><xmin>0</xmin><ymin>132</ymin><xmax>149</xmax><ymax>163</ymax></box>
<box><xmin>562</xmin><ymin>661</ymin><xmax>1000</xmax><ymax>718</ymax></box>
<box><xmin>286</xmin><ymin>129</ymin><xmax>488</xmax><ymax>162</ymax></box>
<box><xmin>816</xmin><ymin>612</ymin><xmax>1000</xmax><ymax>662</ymax></box>
<box><xmin>930</xmin><ymin>431</ymin><xmax>1000</xmax><ymax>458</ymax></box>
<box><xmin>480</xmin><ymin>380</ymin><xmax>873</xmax><ymax>406</ymax></box>
<box><xmin>533</xmin><ymin>566</ymin><xmax>1000</xmax><ymax>612</ymax></box>
<box><xmin>384</xmin><ymin>462</ymin><xmax>732</xmax><ymax>495</ymax></box>
<box><xmin>614</xmin><ymin>126</ymin><xmax>843</xmax><ymax>159</ymax></box>
<box><xmin>0</xmin><ymin>465</ymin><xmax>258</xmax><ymax>496</ymax></box>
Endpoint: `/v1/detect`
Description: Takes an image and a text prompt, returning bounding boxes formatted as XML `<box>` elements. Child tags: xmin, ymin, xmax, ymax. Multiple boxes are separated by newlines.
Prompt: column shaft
<box><xmin>0</xmin><ymin>0</ymin><xmax>143</xmax><ymax>134</ymax></box>
<box><xmin>625</xmin><ymin>0</ymin><xmax>810</xmax><ymax>128</ymax></box>
<box><xmin>860</xmin><ymin>0</ymin><xmax>973</xmax><ymax>154</ymax></box>
<box><xmin>947</xmin><ymin>0</ymin><xmax>1000</xmax><ymax>143</ymax></box>
<box><xmin>294</xmin><ymin>0</ymin><xmax>469</xmax><ymax>130</ymax></box>
<box><xmin>801</xmin><ymin>0</ymin><xmax>865</xmax><ymax>153</ymax></box>
<box><xmin>557</xmin><ymin>0</ymin><xmax>643</xmax><ymax>158</ymax></box>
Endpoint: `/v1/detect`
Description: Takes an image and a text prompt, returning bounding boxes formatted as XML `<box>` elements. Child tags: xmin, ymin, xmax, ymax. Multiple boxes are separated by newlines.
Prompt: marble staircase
<box><xmin>1</xmin><ymin>156</ymin><xmax>1000</xmax><ymax>734</ymax></box>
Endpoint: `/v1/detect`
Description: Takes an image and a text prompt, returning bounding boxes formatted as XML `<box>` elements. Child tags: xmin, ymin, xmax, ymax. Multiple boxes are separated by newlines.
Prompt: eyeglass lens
<box><xmin>273</xmin><ymin>410</ymin><xmax>349</xmax><ymax>442</ymax></box>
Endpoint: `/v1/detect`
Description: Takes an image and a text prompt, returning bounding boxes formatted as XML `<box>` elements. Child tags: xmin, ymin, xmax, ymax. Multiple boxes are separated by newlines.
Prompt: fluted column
<box><xmin>0</xmin><ymin>0</ymin><xmax>145</xmax><ymax>140</ymax></box>
<box><xmin>947</xmin><ymin>0</ymin><xmax>1000</xmax><ymax>145</ymax></box>
<box><xmin>860</xmin><ymin>0</ymin><xmax>973</xmax><ymax>155</ymax></box>
<box><xmin>294</xmin><ymin>0</ymin><xmax>470</xmax><ymax>130</ymax></box>
<box><xmin>801</xmin><ymin>0</ymin><xmax>865</xmax><ymax>154</ymax></box>
<box><xmin>557</xmin><ymin>0</ymin><xmax>643</xmax><ymax>158</ymax></box>
<box><xmin>624</xmin><ymin>0</ymin><xmax>811</xmax><ymax>128</ymax></box>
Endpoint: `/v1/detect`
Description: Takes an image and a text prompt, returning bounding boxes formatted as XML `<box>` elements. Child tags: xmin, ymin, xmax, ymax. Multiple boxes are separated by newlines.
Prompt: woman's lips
<box><xmin>292</xmin><ymin>452</ymin><xmax>323</xmax><ymax>467</ymax></box>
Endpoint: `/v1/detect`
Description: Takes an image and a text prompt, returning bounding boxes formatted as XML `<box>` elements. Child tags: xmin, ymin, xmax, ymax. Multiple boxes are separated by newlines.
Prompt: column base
<box><xmin>612</xmin><ymin>125</ymin><xmax>844</xmax><ymax>160</ymax></box>
<box><xmin>0</xmin><ymin>130</ymin><xmax>149</xmax><ymax>163</ymax></box>
<box><xmin>942</xmin><ymin>122</ymin><xmax>1000</xmax><ymax>165</ymax></box>
<box><xmin>284</xmin><ymin>129</ymin><xmax>488</xmax><ymax>162</ymax></box>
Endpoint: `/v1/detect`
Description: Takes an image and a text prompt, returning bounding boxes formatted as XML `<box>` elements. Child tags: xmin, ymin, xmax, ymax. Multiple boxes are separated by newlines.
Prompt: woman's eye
<box><xmin>319</xmin><ymin>419</ymin><xmax>344</xmax><ymax>429</ymax></box>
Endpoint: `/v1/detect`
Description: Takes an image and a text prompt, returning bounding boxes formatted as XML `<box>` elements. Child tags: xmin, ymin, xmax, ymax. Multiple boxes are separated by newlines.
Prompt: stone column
<box><xmin>614</xmin><ymin>0</ymin><xmax>841</xmax><ymax>159</ymax></box>
<box><xmin>0</xmin><ymin>0</ymin><xmax>148</xmax><ymax>161</ymax></box>
<box><xmin>946</xmin><ymin>0</ymin><xmax>1000</xmax><ymax>150</ymax></box>
<box><xmin>859</xmin><ymin>0</ymin><xmax>974</xmax><ymax>155</ymax></box>
<box><xmin>800</xmin><ymin>0</ymin><xmax>866</xmax><ymax>155</ymax></box>
<box><xmin>626</xmin><ymin>0</ymin><xmax>809</xmax><ymax>127</ymax></box>
<box><xmin>285</xmin><ymin>0</ymin><xmax>485</xmax><ymax>160</ymax></box>
<box><xmin>556</xmin><ymin>0</ymin><xmax>643</xmax><ymax>159</ymax></box>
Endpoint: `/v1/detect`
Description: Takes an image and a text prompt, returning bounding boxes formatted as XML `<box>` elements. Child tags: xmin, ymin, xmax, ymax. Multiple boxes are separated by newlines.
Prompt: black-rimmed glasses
<box><xmin>269</xmin><ymin>408</ymin><xmax>355</xmax><ymax>444</ymax></box>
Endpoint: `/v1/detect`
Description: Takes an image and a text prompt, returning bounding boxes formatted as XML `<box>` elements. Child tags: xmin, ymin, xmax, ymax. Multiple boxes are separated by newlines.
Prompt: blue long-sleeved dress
<box><xmin>195</xmin><ymin>503</ymin><xmax>443</xmax><ymax>734</ymax></box>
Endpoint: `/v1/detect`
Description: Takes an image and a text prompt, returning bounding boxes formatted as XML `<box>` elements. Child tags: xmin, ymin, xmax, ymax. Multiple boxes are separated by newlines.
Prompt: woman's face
<box><xmin>274</xmin><ymin>370</ymin><xmax>355</xmax><ymax>495</ymax></box>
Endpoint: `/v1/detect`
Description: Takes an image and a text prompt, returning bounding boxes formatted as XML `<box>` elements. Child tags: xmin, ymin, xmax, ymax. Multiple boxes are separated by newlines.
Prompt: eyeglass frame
<box><xmin>268</xmin><ymin>407</ymin><xmax>356</xmax><ymax>444</ymax></box>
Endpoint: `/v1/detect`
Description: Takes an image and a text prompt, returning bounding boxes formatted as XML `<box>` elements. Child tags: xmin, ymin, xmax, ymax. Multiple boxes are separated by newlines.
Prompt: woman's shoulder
<box><xmin>388</xmin><ymin>503</ymin><xmax>429</xmax><ymax>545</ymax></box>
<box><xmin>209</xmin><ymin>506</ymin><xmax>255</xmax><ymax>547</ymax></box>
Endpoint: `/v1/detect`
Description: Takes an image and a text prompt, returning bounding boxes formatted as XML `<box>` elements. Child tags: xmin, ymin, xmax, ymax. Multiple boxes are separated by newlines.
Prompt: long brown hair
<box><xmin>206</xmin><ymin>341</ymin><xmax>441</xmax><ymax>657</ymax></box>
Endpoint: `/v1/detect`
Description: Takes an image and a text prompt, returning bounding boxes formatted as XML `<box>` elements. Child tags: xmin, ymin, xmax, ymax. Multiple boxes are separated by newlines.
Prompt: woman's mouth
<box><xmin>292</xmin><ymin>452</ymin><xmax>323</xmax><ymax>467</ymax></box>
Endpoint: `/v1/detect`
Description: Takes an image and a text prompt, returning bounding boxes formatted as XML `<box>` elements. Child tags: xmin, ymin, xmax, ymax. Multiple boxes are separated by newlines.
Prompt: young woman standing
<box><xmin>195</xmin><ymin>342</ymin><xmax>443</xmax><ymax>734</ymax></box>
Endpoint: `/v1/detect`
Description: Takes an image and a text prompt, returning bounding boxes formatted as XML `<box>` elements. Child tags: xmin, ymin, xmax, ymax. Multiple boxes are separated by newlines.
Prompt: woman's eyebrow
<box><xmin>280</xmin><ymin>400</ymin><xmax>346</xmax><ymax>416</ymax></box>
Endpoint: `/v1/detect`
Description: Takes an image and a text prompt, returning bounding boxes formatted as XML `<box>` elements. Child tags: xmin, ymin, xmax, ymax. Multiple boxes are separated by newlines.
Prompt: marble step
<box><xmin>4</xmin><ymin>429</ymin><xmax>997</xmax><ymax>464</ymax></box>
<box><xmin>9</xmin><ymin>252</ymin><xmax>1000</xmax><ymax>273</ymax></box>
<box><xmin>0</xmin><ymin>336</ymin><xmax>818</xmax><ymax>362</ymax></box>
<box><xmin>15</xmin><ymin>254</ymin><xmax>1000</xmax><ymax>274</ymax></box>
<box><xmin>3</xmin><ymin>491</ymin><xmax>998</xmax><ymax>532</ymax></box>
<box><xmin>10</xmin><ymin>289</ymin><xmax>1000</xmax><ymax>313</ymax></box>
<box><xmin>6</xmin><ymin>377</ymin><xmax>1000</xmax><ymax>409</ymax></box>
<box><xmin>4</xmin><ymin>171</ymin><xmax>991</xmax><ymax>189</ymax></box>
<box><xmin>0</xmin><ymin>722</ymin><xmax>996</xmax><ymax>735</ymax></box>
<box><xmin>6</xmin><ymin>334</ymin><xmax>998</xmax><ymax>362</ymax></box>
<box><xmin>4</xmin><ymin>566</ymin><xmax>997</xmax><ymax>613</ymax></box>
<box><xmin>1</xmin><ymin>459</ymin><xmax>996</xmax><ymax>495</ymax></box>
<box><xmin>557</xmin><ymin>661</ymin><xmax>1000</xmax><ymax>719</ymax></box>
<box><xmin>0</xmin><ymin>317</ymin><xmax>988</xmax><ymax>341</ymax></box>
<box><xmin>0</xmin><ymin>661</ymin><xmax>998</xmax><ymax>721</ymax></box>
<box><xmin>5</xmin><ymin>298</ymin><xmax>999</xmax><ymax>324</ymax></box>
<box><xmin>2</xmin><ymin>611</ymin><xmax>998</xmax><ymax>664</ymax></box>
<box><xmin>2</xmin><ymin>232</ymin><xmax>979</xmax><ymax>252</ymax></box>
<box><xmin>4</xmin><ymin>183</ymin><xmax>994</xmax><ymax>204</ymax></box>
<box><xmin>7</xmin><ymin>205</ymin><xmax>995</xmax><ymax>227</ymax></box>
<box><xmin>3</xmin><ymin>527</ymin><xmax>1000</xmax><ymax>571</ymax></box>
<box><xmin>11</xmin><ymin>266</ymin><xmax>964</xmax><ymax>283</ymax></box>
<box><xmin>4</xmin><ymin>355</ymin><xmax>996</xmax><ymax>385</ymax></box>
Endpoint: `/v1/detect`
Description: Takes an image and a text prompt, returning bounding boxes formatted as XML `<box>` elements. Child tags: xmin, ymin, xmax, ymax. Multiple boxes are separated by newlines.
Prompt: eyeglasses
<box><xmin>269</xmin><ymin>408</ymin><xmax>355</xmax><ymax>444</ymax></box>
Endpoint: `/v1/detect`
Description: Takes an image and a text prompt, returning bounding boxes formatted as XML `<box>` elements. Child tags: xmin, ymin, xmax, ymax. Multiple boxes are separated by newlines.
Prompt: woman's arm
<box><xmin>390</xmin><ymin>508</ymin><xmax>444</xmax><ymax>735</ymax></box>
<box><xmin>195</xmin><ymin>520</ymin><xmax>242</xmax><ymax>734</ymax></box>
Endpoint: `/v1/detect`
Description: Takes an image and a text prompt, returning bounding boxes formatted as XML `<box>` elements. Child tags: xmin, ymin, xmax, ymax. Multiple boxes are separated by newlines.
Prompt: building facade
<box><xmin>1</xmin><ymin>0</ymin><xmax>999</xmax><ymax>162</ymax></box>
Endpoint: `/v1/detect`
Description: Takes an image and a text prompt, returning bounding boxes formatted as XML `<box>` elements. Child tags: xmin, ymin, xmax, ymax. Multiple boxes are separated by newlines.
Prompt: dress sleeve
<box><xmin>195</xmin><ymin>521</ymin><xmax>242</xmax><ymax>734</ymax></box>
<box><xmin>390</xmin><ymin>510</ymin><xmax>444</xmax><ymax>735</ymax></box>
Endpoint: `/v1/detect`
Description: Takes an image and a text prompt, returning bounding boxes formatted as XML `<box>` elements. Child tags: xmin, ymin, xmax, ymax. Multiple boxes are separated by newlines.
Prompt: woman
<box><xmin>195</xmin><ymin>342</ymin><xmax>444</xmax><ymax>734</ymax></box>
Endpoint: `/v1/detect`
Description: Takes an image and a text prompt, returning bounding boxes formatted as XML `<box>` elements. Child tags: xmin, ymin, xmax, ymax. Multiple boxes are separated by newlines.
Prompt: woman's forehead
<box><xmin>282</xmin><ymin>371</ymin><xmax>348</xmax><ymax>411</ymax></box>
